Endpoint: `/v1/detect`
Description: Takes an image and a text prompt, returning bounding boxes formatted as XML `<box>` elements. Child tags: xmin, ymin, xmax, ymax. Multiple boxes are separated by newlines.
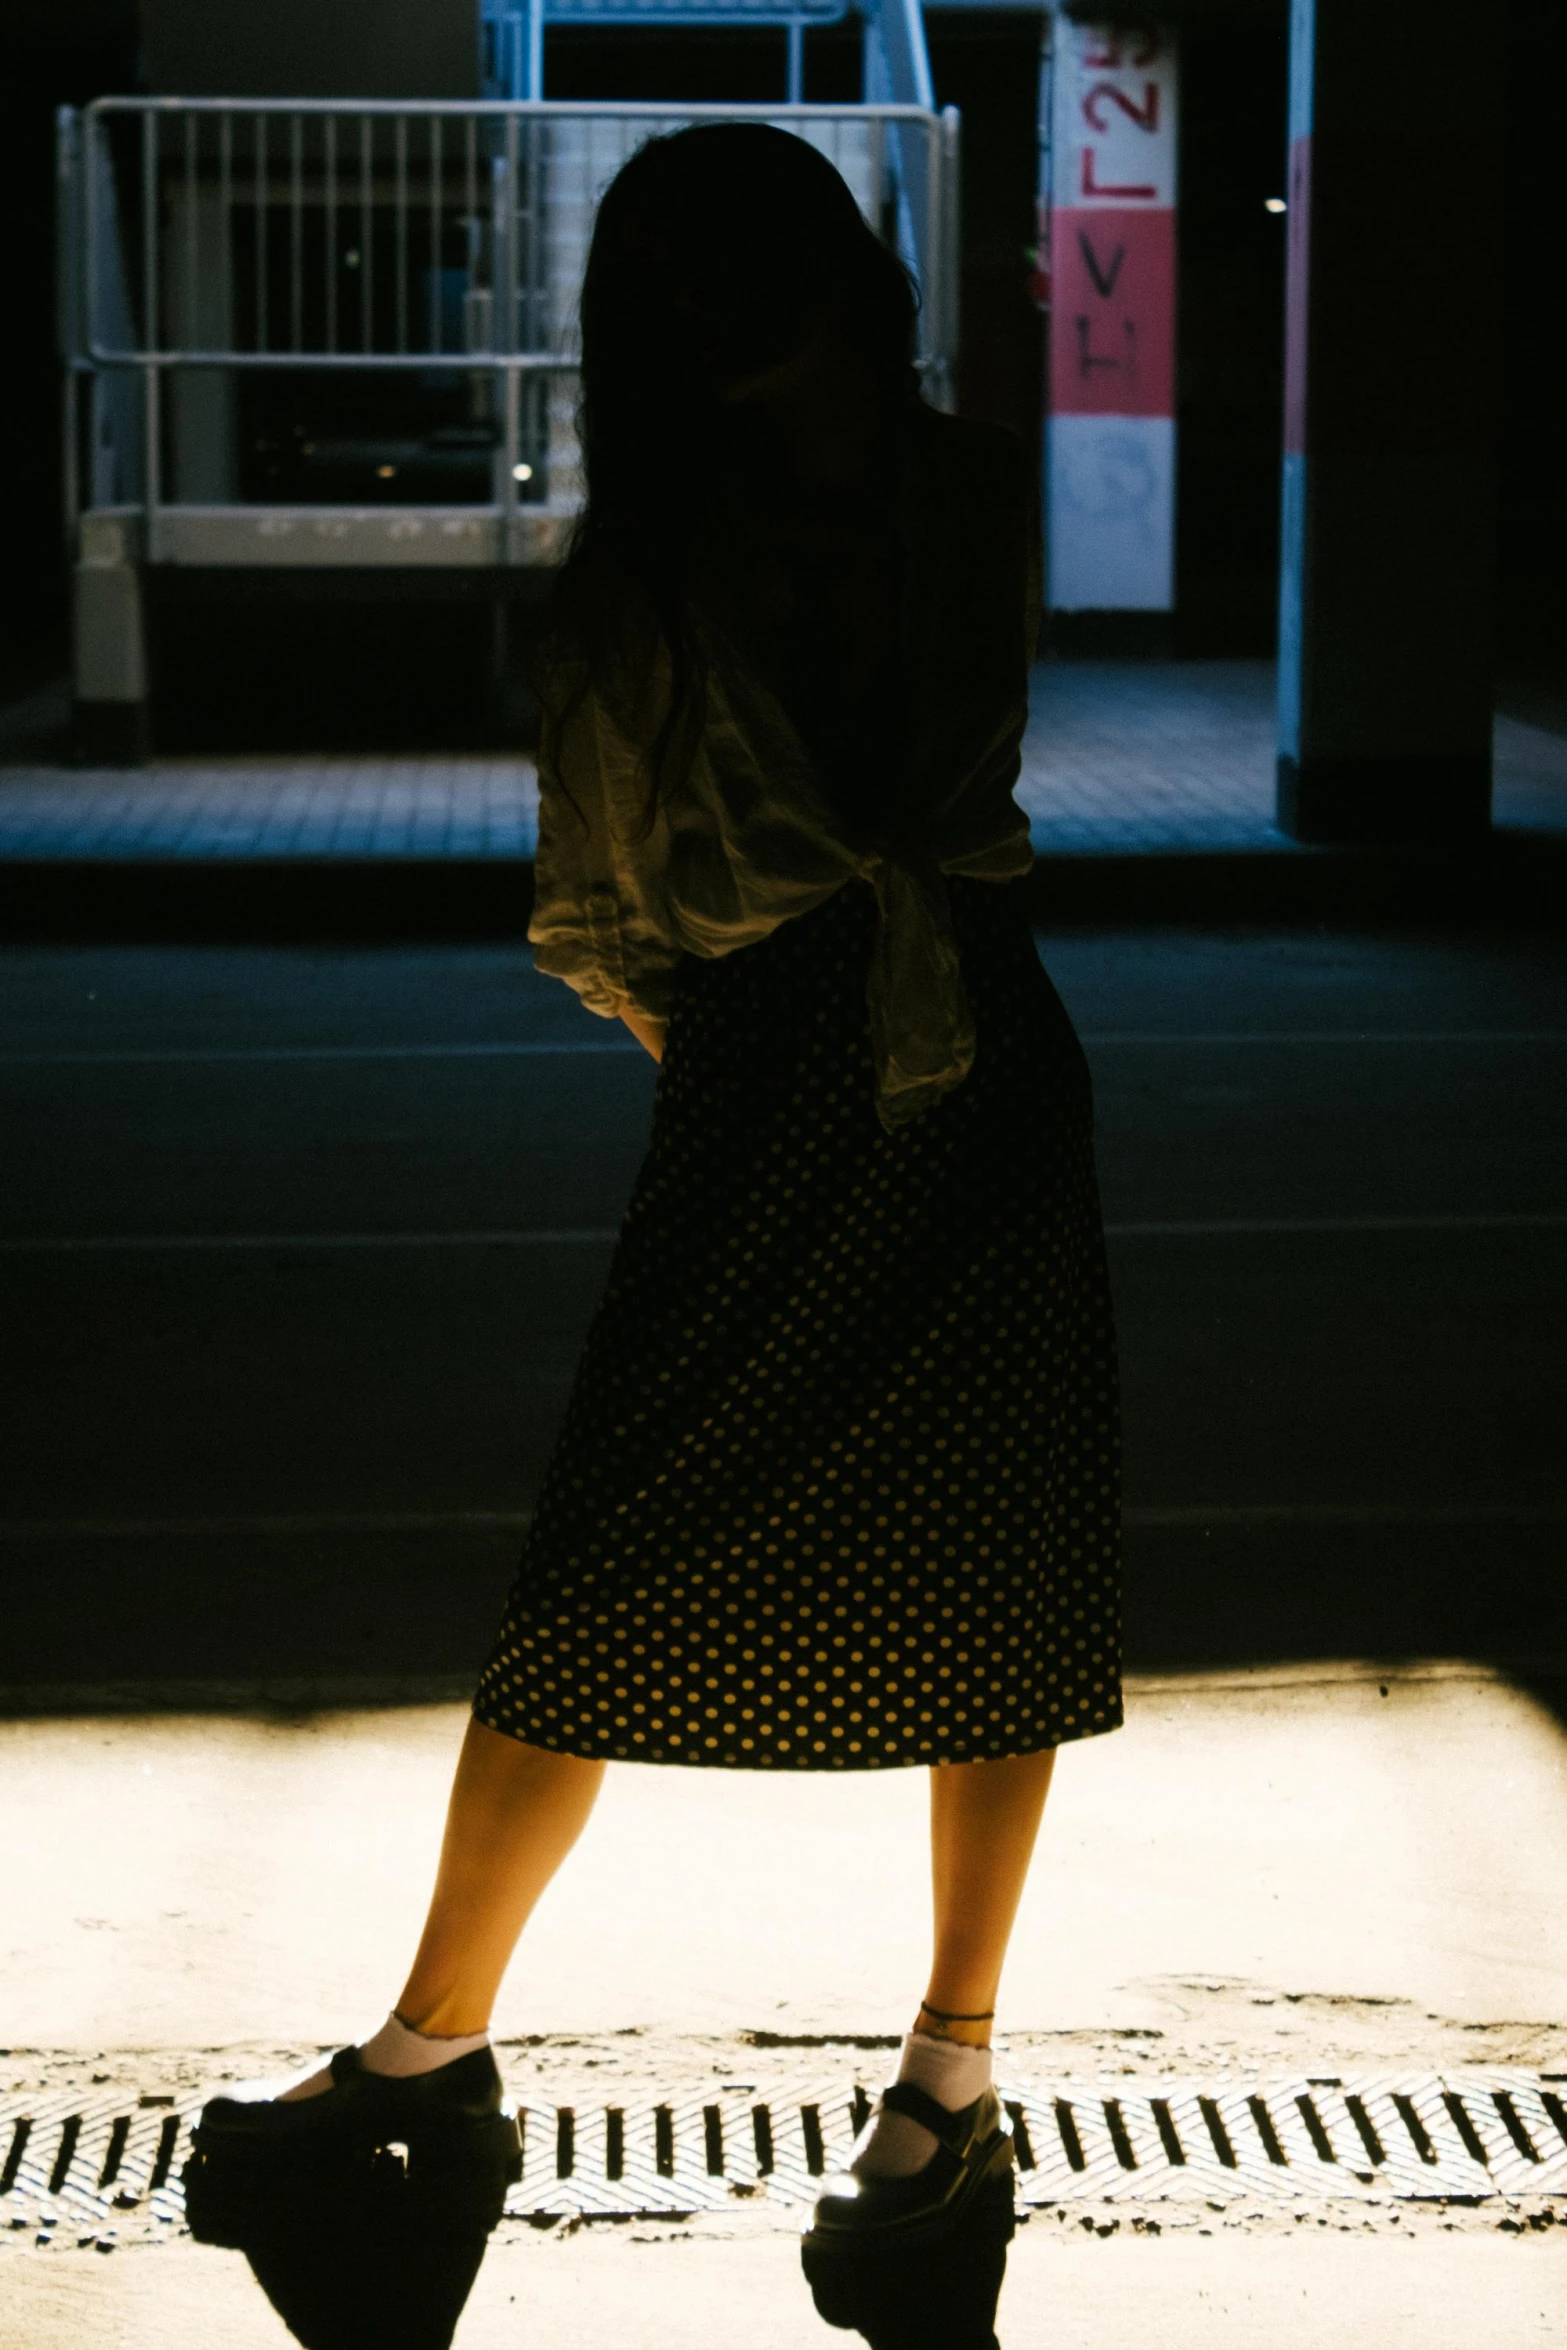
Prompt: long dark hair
<box><xmin>539</xmin><ymin>122</ymin><xmax>922</xmax><ymax>830</ymax></box>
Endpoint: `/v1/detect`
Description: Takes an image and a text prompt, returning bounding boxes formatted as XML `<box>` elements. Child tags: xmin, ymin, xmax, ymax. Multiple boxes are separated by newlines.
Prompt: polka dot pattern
<box><xmin>474</xmin><ymin>876</ymin><xmax>1123</xmax><ymax>1769</ymax></box>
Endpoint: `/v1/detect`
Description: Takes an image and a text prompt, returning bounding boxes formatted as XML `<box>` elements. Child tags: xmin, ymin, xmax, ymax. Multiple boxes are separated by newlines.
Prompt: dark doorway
<box><xmin>925</xmin><ymin>10</ymin><xmax>1046</xmax><ymax>463</ymax></box>
<box><xmin>542</xmin><ymin>20</ymin><xmax>862</xmax><ymax>105</ymax></box>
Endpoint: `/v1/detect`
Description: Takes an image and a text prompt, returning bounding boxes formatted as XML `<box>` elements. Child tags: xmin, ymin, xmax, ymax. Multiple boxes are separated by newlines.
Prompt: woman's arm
<box><xmin>618</xmin><ymin>1005</ymin><xmax>667</xmax><ymax>1062</ymax></box>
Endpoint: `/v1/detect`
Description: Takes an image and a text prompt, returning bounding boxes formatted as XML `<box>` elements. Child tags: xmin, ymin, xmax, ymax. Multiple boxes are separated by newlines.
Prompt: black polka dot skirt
<box><xmin>473</xmin><ymin>874</ymin><xmax>1123</xmax><ymax>1769</ymax></box>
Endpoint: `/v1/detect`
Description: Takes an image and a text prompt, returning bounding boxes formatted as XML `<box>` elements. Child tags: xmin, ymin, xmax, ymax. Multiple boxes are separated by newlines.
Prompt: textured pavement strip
<box><xmin>0</xmin><ymin>662</ymin><xmax>1563</xmax><ymax>860</ymax></box>
<box><xmin>0</xmin><ymin>759</ymin><xmax>540</xmax><ymax>863</ymax></box>
<box><xmin>0</xmin><ymin>692</ymin><xmax>1560</xmax><ymax>858</ymax></box>
<box><xmin>3</xmin><ymin>2069</ymin><xmax>1563</xmax><ymax>2255</ymax></box>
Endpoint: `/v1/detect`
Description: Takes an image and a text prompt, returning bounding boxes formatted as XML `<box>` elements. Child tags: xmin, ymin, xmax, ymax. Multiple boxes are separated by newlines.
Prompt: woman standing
<box><xmin>187</xmin><ymin>123</ymin><xmax>1122</xmax><ymax>2348</ymax></box>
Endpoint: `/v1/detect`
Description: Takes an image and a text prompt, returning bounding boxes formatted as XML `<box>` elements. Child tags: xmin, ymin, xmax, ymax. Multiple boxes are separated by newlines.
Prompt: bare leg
<box><xmin>400</xmin><ymin>1733</ymin><xmax>1052</xmax><ymax>2045</ymax></box>
<box><xmin>848</xmin><ymin>1750</ymin><xmax>1057</xmax><ymax>2175</ymax></box>
<box><xmin>920</xmin><ymin>1749</ymin><xmax>1057</xmax><ymax>2046</ymax></box>
<box><xmin>270</xmin><ymin>1720</ymin><xmax>601</xmax><ymax>2100</ymax></box>
<box><xmin>395</xmin><ymin>1719</ymin><xmax>605</xmax><ymax>2035</ymax></box>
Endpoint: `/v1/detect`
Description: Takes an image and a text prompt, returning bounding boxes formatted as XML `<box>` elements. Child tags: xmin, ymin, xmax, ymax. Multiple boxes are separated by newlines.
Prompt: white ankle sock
<box><xmin>275</xmin><ymin>2012</ymin><xmax>490</xmax><ymax>2104</ymax></box>
<box><xmin>360</xmin><ymin>2012</ymin><xmax>491</xmax><ymax>2078</ymax></box>
<box><xmin>850</xmin><ymin>2031</ymin><xmax>993</xmax><ymax>2180</ymax></box>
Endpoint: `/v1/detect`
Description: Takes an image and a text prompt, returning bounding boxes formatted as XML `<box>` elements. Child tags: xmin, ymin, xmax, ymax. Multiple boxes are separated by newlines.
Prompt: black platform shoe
<box><xmin>801</xmin><ymin>2082</ymin><xmax>1017</xmax><ymax>2350</ymax></box>
<box><xmin>183</xmin><ymin>2045</ymin><xmax>522</xmax><ymax>2350</ymax></box>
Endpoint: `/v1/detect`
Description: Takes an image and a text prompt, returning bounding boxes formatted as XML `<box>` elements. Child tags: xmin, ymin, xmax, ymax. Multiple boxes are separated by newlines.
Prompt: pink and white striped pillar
<box><xmin>1043</xmin><ymin>13</ymin><xmax>1179</xmax><ymax>613</ymax></box>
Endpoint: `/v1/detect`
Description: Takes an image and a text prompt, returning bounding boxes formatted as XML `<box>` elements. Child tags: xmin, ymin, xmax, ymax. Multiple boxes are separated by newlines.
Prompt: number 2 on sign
<box><xmin>1083</xmin><ymin>81</ymin><xmax>1160</xmax><ymax>133</ymax></box>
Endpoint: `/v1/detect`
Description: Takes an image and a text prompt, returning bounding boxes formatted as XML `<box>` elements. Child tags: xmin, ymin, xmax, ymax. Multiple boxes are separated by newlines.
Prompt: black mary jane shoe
<box><xmin>801</xmin><ymin>2081</ymin><xmax>1017</xmax><ymax>2350</ymax></box>
<box><xmin>182</xmin><ymin>2045</ymin><xmax>522</xmax><ymax>2350</ymax></box>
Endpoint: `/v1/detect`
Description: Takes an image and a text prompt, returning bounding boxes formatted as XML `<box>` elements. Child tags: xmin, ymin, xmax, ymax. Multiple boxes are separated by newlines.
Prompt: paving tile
<box><xmin>0</xmin><ymin>670</ymin><xmax>1560</xmax><ymax>861</ymax></box>
<box><xmin>1017</xmin><ymin>661</ymin><xmax>1284</xmax><ymax>852</ymax></box>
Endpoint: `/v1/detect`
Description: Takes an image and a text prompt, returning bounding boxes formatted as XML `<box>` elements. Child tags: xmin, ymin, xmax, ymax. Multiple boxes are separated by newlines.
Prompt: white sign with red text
<box><xmin>1046</xmin><ymin>15</ymin><xmax>1179</xmax><ymax>611</ymax></box>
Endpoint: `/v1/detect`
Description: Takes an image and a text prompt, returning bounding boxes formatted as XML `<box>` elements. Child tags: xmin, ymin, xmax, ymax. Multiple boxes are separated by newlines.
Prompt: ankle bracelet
<box><xmin>391</xmin><ymin>2008</ymin><xmax>487</xmax><ymax>2043</ymax></box>
<box><xmin>918</xmin><ymin>2003</ymin><xmax>995</xmax><ymax>2024</ymax></box>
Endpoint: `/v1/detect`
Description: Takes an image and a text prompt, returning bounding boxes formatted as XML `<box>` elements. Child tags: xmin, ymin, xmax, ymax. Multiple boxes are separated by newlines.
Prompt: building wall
<box><xmin>1499</xmin><ymin>0</ymin><xmax>1567</xmax><ymax>699</ymax></box>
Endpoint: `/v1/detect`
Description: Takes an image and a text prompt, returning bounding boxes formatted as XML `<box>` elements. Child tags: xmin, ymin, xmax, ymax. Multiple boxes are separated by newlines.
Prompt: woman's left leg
<box><xmin>921</xmin><ymin>1748</ymin><xmax>1057</xmax><ymax>2046</ymax></box>
<box><xmin>804</xmin><ymin>1744</ymin><xmax>1059</xmax><ymax>2350</ymax></box>
<box><xmin>845</xmin><ymin>1747</ymin><xmax>1056</xmax><ymax>2183</ymax></box>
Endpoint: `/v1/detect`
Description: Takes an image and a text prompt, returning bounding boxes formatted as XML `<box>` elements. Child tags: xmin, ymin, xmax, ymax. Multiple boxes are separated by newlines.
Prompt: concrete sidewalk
<box><xmin>2</xmin><ymin>666</ymin><xmax>1563</xmax><ymax>861</ymax></box>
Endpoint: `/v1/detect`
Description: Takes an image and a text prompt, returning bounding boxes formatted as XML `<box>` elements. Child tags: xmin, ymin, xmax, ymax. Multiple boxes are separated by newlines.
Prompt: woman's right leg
<box><xmin>266</xmin><ymin>1719</ymin><xmax>598</xmax><ymax>2106</ymax></box>
<box><xmin>392</xmin><ymin>1719</ymin><xmax>605</xmax><ymax>2036</ymax></box>
<box><xmin>185</xmin><ymin>1722</ymin><xmax>592</xmax><ymax>2290</ymax></box>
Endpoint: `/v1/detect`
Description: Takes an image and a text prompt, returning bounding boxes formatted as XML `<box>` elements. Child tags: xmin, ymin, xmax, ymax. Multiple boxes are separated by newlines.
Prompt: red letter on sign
<box><xmin>1081</xmin><ymin>150</ymin><xmax>1157</xmax><ymax>200</ymax></box>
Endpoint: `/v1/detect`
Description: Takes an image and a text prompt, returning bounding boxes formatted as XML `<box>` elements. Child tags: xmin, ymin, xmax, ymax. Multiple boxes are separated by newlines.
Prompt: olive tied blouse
<box><xmin>527</xmin><ymin>409</ymin><xmax>1042</xmax><ymax>1130</ymax></box>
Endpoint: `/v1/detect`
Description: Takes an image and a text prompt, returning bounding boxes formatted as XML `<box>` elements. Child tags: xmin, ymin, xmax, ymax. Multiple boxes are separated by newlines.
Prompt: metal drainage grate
<box><xmin>1004</xmin><ymin>2072</ymin><xmax>1567</xmax><ymax>2209</ymax></box>
<box><xmin>3</xmin><ymin>2072</ymin><xmax>1564</xmax><ymax>2245</ymax></box>
<box><xmin>1</xmin><ymin>2089</ymin><xmax>190</xmax><ymax>2249</ymax></box>
<box><xmin>503</xmin><ymin>2072</ymin><xmax>1567</xmax><ymax>2218</ymax></box>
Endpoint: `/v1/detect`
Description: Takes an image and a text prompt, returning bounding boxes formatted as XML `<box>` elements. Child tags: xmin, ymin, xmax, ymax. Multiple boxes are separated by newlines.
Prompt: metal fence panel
<box><xmin>62</xmin><ymin>98</ymin><xmax>956</xmax><ymax>558</ymax></box>
<box><xmin>76</xmin><ymin>100</ymin><xmax>949</xmax><ymax>374</ymax></box>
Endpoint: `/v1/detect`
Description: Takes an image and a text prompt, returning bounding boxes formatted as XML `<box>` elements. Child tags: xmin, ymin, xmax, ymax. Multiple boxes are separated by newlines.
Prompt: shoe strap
<box><xmin>879</xmin><ymin>2078</ymin><xmax>975</xmax><ymax>2149</ymax></box>
<box><xmin>328</xmin><ymin>2045</ymin><xmax>365</xmax><ymax>2088</ymax></box>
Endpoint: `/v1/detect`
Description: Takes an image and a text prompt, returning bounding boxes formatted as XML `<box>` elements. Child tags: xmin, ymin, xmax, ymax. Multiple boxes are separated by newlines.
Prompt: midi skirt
<box><xmin>473</xmin><ymin>874</ymin><xmax>1123</xmax><ymax>1769</ymax></box>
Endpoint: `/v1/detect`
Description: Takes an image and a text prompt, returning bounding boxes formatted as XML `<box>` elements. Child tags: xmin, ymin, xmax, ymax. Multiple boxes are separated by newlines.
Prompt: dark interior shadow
<box><xmin>1504</xmin><ymin>1666</ymin><xmax>1567</xmax><ymax>1739</ymax></box>
<box><xmin>242</xmin><ymin>2225</ymin><xmax>488</xmax><ymax>2350</ymax></box>
<box><xmin>184</xmin><ymin>2131</ymin><xmax>492</xmax><ymax>2350</ymax></box>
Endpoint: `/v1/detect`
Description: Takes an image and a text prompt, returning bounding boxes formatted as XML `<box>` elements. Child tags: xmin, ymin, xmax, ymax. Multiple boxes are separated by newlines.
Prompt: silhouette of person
<box><xmin>186</xmin><ymin>123</ymin><xmax>1122</xmax><ymax>2350</ymax></box>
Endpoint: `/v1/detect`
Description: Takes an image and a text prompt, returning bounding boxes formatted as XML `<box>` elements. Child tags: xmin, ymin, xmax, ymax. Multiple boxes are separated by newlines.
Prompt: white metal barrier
<box><xmin>61</xmin><ymin>96</ymin><xmax>960</xmax><ymax>572</ymax></box>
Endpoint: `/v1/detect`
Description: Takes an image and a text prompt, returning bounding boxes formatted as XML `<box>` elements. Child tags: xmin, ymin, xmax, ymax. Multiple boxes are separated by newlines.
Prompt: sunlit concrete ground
<box><xmin>5</xmin><ymin>1666</ymin><xmax>1564</xmax><ymax>2060</ymax></box>
<box><xmin>1</xmin><ymin>666</ymin><xmax>1563</xmax><ymax>856</ymax></box>
<box><xmin>4</xmin><ymin>1665</ymin><xmax>1566</xmax><ymax>2347</ymax></box>
<box><xmin>11</xmin><ymin>2229</ymin><xmax>1566</xmax><ymax>2350</ymax></box>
